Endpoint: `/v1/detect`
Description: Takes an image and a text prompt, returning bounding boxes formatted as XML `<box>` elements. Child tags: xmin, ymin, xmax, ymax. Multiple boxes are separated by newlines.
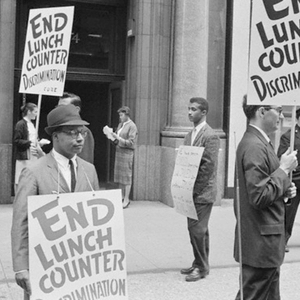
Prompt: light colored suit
<box><xmin>183</xmin><ymin>123</ymin><xmax>220</xmax><ymax>273</ymax></box>
<box><xmin>11</xmin><ymin>152</ymin><xmax>99</xmax><ymax>273</ymax></box>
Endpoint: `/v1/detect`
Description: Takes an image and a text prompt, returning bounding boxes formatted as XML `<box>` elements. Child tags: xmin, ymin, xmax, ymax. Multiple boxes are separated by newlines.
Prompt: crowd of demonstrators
<box><xmin>12</xmin><ymin>92</ymin><xmax>300</xmax><ymax>300</ymax></box>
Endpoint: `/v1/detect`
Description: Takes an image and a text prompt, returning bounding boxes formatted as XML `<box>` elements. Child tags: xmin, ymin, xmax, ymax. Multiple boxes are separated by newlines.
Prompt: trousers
<box><xmin>187</xmin><ymin>202</ymin><xmax>213</xmax><ymax>273</ymax></box>
<box><xmin>285</xmin><ymin>191</ymin><xmax>300</xmax><ymax>243</ymax></box>
<box><xmin>235</xmin><ymin>264</ymin><xmax>280</xmax><ymax>300</ymax></box>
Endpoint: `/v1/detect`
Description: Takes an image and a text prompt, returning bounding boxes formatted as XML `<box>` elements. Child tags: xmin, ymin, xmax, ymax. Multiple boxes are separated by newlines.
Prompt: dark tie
<box><xmin>69</xmin><ymin>159</ymin><xmax>76</xmax><ymax>192</ymax></box>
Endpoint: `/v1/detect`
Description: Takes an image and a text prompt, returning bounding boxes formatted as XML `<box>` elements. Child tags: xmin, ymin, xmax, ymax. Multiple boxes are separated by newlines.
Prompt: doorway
<box><xmin>65</xmin><ymin>81</ymin><xmax>108</xmax><ymax>182</ymax></box>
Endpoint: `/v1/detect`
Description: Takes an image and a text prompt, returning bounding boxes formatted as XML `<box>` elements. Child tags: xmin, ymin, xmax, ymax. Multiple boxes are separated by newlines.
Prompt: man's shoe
<box><xmin>180</xmin><ymin>266</ymin><xmax>195</xmax><ymax>275</ymax></box>
<box><xmin>185</xmin><ymin>268</ymin><xmax>208</xmax><ymax>282</ymax></box>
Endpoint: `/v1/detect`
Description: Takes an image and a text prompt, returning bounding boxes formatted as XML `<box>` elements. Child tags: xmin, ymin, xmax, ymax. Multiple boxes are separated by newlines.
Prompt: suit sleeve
<box><xmin>11</xmin><ymin>168</ymin><xmax>38</xmax><ymax>272</ymax></box>
<box><xmin>91</xmin><ymin>165</ymin><xmax>100</xmax><ymax>190</ymax></box>
<box><xmin>118</xmin><ymin>123</ymin><xmax>138</xmax><ymax>148</ymax></box>
<box><xmin>277</xmin><ymin>132</ymin><xmax>290</xmax><ymax>159</ymax></box>
<box><xmin>14</xmin><ymin>122</ymin><xmax>31</xmax><ymax>152</ymax></box>
<box><xmin>243</xmin><ymin>143</ymin><xmax>290</xmax><ymax>209</ymax></box>
<box><xmin>197</xmin><ymin>134</ymin><xmax>220</xmax><ymax>188</ymax></box>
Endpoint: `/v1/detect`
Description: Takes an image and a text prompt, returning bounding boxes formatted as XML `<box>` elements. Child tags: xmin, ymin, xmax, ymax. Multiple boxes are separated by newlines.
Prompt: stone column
<box><xmin>0</xmin><ymin>0</ymin><xmax>16</xmax><ymax>203</ymax></box>
<box><xmin>162</xmin><ymin>0</ymin><xmax>227</xmax><ymax>147</ymax></box>
<box><xmin>126</xmin><ymin>0</ymin><xmax>173</xmax><ymax>201</ymax></box>
<box><xmin>161</xmin><ymin>0</ymin><xmax>227</xmax><ymax>203</ymax></box>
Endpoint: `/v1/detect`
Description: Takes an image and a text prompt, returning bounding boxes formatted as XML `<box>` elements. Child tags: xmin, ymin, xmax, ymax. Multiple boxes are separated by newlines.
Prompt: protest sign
<box><xmin>19</xmin><ymin>6</ymin><xmax>74</xmax><ymax>96</ymax></box>
<box><xmin>28</xmin><ymin>190</ymin><xmax>128</xmax><ymax>300</ymax></box>
<box><xmin>248</xmin><ymin>0</ymin><xmax>300</xmax><ymax>105</ymax></box>
<box><xmin>171</xmin><ymin>145</ymin><xmax>204</xmax><ymax>220</ymax></box>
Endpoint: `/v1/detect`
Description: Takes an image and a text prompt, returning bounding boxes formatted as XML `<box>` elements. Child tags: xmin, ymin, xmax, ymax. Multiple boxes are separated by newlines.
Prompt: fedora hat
<box><xmin>45</xmin><ymin>104</ymin><xmax>89</xmax><ymax>135</ymax></box>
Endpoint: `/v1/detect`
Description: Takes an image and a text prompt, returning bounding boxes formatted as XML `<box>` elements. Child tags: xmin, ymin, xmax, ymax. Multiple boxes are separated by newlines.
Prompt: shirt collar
<box><xmin>52</xmin><ymin>149</ymin><xmax>77</xmax><ymax>169</ymax></box>
<box><xmin>249</xmin><ymin>124</ymin><xmax>270</xmax><ymax>143</ymax></box>
<box><xmin>193</xmin><ymin>121</ymin><xmax>206</xmax><ymax>133</ymax></box>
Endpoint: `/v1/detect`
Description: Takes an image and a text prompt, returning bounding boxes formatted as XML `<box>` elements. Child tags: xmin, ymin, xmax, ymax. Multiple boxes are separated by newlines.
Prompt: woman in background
<box><xmin>112</xmin><ymin>106</ymin><xmax>138</xmax><ymax>208</ymax></box>
<box><xmin>14</xmin><ymin>103</ymin><xmax>44</xmax><ymax>193</ymax></box>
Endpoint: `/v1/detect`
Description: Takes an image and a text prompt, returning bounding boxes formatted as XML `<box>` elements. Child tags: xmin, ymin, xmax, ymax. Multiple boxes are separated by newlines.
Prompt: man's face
<box><xmin>188</xmin><ymin>102</ymin><xmax>205</xmax><ymax>125</ymax></box>
<box><xmin>261</xmin><ymin>106</ymin><xmax>283</xmax><ymax>134</ymax></box>
<box><xmin>53</xmin><ymin>125</ymin><xmax>86</xmax><ymax>159</ymax></box>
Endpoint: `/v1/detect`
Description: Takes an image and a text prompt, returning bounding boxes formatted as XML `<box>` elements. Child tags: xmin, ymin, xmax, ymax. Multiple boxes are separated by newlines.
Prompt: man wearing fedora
<box><xmin>58</xmin><ymin>92</ymin><xmax>95</xmax><ymax>164</ymax></box>
<box><xmin>11</xmin><ymin>104</ymin><xmax>99</xmax><ymax>300</ymax></box>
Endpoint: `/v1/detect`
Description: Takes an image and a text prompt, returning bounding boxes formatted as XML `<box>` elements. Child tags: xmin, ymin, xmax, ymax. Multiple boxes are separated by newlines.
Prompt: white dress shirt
<box><xmin>191</xmin><ymin>121</ymin><xmax>207</xmax><ymax>145</ymax></box>
<box><xmin>52</xmin><ymin>149</ymin><xmax>77</xmax><ymax>190</ymax></box>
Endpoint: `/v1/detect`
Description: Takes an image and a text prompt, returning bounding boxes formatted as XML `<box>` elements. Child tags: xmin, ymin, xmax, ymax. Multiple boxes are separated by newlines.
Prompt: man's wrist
<box><xmin>279</xmin><ymin>166</ymin><xmax>289</xmax><ymax>176</ymax></box>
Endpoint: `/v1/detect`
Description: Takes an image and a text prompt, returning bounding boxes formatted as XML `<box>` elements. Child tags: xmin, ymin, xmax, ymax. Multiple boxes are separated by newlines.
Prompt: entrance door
<box><xmin>64</xmin><ymin>80</ymin><xmax>109</xmax><ymax>182</ymax></box>
<box><xmin>107</xmin><ymin>81</ymin><xmax>124</xmax><ymax>182</ymax></box>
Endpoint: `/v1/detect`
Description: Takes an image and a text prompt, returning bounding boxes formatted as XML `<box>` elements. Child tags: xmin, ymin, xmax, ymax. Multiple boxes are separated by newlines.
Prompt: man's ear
<box><xmin>52</xmin><ymin>132</ymin><xmax>58</xmax><ymax>140</ymax></box>
<box><xmin>256</xmin><ymin>107</ymin><xmax>265</xmax><ymax>119</ymax></box>
<box><xmin>75</xmin><ymin>106</ymin><xmax>81</xmax><ymax>113</ymax></box>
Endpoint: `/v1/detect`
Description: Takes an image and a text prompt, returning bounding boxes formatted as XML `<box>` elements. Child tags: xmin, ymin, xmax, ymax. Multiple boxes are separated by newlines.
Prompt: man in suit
<box><xmin>180</xmin><ymin>97</ymin><xmax>220</xmax><ymax>282</ymax></box>
<box><xmin>58</xmin><ymin>92</ymin><xmax>95</xmax><ymax>164</ymax></box>
<box><xmin>277</xmin><ymin>108</ymin><xmax>300</xmax><ymax>252</ymax></box>
<box><xmin>234</xmin><ymin>96</ymin><xmax>298</xmax><ymax>300</ymax></box>
<box><xmin>11</xmin><ymin>104</ymin><xmax>99</xmax><ymax>300</ymax></box>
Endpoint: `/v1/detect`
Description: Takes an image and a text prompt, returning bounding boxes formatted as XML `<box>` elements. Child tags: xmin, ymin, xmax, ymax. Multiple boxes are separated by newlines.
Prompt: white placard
<box><xmin>248</xmin><ymin>1</ymin><xmax>300</xmax><ymax>105</ymax></box>
<box><xmin>19</xmin><ymin>6</ymin><xmax>74</xmax><ymax>96</ymax></box>
<box><xmin>28</xmin><ymin>190</ymin><xmax>128</xmax><ymax>300</ymax></box>
<box><xmin>171</xmin><ymin>145</ymin><xmax>204</xmax><ymax>220</ymax></box>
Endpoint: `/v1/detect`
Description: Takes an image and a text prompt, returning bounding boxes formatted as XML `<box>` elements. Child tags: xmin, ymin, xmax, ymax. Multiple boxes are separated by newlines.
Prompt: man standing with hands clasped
<box><xmin>234</xmin><ymin>95</ymin><xmax>298</xmax><ymax>300</ymax></box>
<box><xmin>180</xmin><ymin>97</ymin><xmax>220</xmax><ymax>282</ymax></box>
<box><xmin>11</xmin><ymin>105</ymin><xmax>99</xmax><ymax>300</ymax></box>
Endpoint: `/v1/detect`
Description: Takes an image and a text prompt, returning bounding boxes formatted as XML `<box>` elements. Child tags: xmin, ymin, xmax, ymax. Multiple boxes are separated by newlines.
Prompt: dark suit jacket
<box><xmin>277</xmin><ymin>124</ymin><xmax>300</xmax><ymax>189</ymax></box>
<box><xmin>11</xmin><ymin>152</ymin><xmax>99</xmax><ymax>272</ymax></box>
<box><xmin>234</xmin><ymin>126</ymin><xmax>290</xmax><ymax>268</ymax></box>
<box><xmin>14</xmin><ymin>119</ymin><xmax>31</xmax><ymax>160</ymax></box>
<box><xmin>78</xmin><ymin>127</ymin><xmax>95</xmax><ymax>164</ymax></box>
<box><xmin>184</xmin><ymin>123</ymin><xmax>220</xmax><ymax>204</ymax></box>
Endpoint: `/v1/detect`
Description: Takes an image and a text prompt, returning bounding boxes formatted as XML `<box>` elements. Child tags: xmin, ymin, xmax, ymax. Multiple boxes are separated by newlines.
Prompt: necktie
<box><xmin>69</xmin><ymin>159</ymin><xmax>76</xmax><ymax>192</ymax></box>
<box><xmin>191</xmin><ymin>128</ymin><xmax>197</xmax><ymax>145</ymax></box>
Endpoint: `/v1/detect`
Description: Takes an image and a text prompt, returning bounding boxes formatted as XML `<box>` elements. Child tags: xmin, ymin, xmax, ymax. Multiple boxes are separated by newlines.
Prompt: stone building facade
<box><xmin>0</xmin><ymin>0</ymin><xmax>235</xmax><ymax>204</ymax></box>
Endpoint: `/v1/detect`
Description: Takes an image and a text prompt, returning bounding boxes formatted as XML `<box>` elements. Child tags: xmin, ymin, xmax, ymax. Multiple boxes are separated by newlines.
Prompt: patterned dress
<box><xmin>114</xmin><ymin>119</ymin><xmax>138</xmax><ymax>185</ymax></box>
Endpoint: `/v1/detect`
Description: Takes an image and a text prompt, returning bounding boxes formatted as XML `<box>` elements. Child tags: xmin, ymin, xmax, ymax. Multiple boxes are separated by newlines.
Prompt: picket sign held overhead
<box><xmin>19</xmin><ymin>6</ymin><xmax>74</xmax><ymax>97</ymax></box>
<box><xmin>247</xmin><ymin>0</ymin><xmax>300</xmax><ymax>105</ymax></box>
<box><xmin>19</xmin><ymin>6</ymin><xmax>74</xmax><ymax>141</ymax></box>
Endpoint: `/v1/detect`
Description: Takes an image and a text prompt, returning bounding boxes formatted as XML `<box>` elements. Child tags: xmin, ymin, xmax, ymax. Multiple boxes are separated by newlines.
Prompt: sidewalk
<box><xmin>1</xmin><ymin>200</ymin><xmax>300</xmax><ymax>300</ymax></box>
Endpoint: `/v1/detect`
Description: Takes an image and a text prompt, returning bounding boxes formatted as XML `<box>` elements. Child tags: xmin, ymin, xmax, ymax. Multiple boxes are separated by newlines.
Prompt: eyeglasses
<box><xmin>59</xmin><ymin>129</ymin><xmax>88</xmax><ymax>139</ymax></box>
<box><xmin>263</xmin><ymin>107</ymin><xmax>283</xmax><ymax>114</ymax></box>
